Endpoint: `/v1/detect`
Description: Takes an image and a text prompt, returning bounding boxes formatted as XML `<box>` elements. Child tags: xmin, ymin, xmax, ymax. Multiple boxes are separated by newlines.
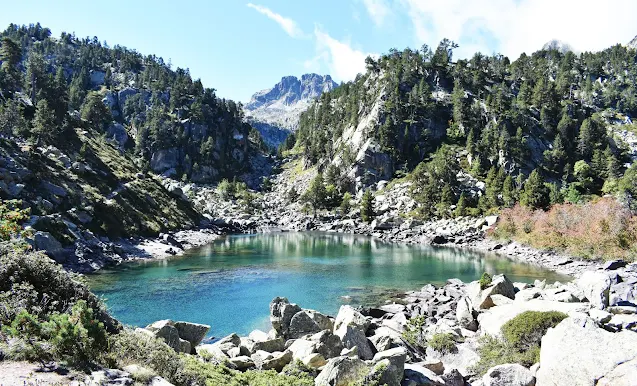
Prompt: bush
<box><xmin>360</xmin><ymin>190</ymin><xmax>375</xmax><ymax>223</ymax></box>
<box><xmin>0</xmin><ymin>247</ymin><xmax>117</xmax><ymax>331</ymax></box>
<box><xmin>0</xmin><ymin>200</ymin><xmax>30</xmax><ymax>241</ymax></box>
<box><xmin>479</xmin><ymin>272</ymin><xmax>492</xmax><ymax>290</ymax></box>
<box><xmin>501</xmin><ymin>311</ymin><xmax>567</xmax><ymax>350</ymax></box>
<box><xmin>473</xmin><ymin>311</ymin><xmax>567</xmax><ymax>375</ymax></box>
<box><xmin>3</xmin><ymin>301</ymin><xmax>110</xmax><ymax>369</ymax></box>
<box><xmin>490</xmin><ymin>198</ymin><xmax>637</xmax><ymax>261</ymax></box>
<box><xmin>427</xmin><ymin>333</ymin><xmax>457</xmax><ymax>354</ymax></box>
<box><xmin>402</xmin><ymin>315</ymin><xmax>426</xmax><ymax>348</ymax></box>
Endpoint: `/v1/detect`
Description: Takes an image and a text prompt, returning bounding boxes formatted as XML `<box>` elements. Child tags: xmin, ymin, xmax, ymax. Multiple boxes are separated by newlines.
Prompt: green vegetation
<box><xmin>473</xmin><ymin>311</ymin><xmax>567</xmax><ymax>375</ymax></box>
<box><xmin>479</xmin><ymin>272</ymin><xmax>493</xmax><ymax>290</ymax></box>
<box><xmin>296</xmin><ymin>39</ymin><xmax>637</xmax><ymax>220</ymax></box>
<box><xmin>402</xmin><ymin>315</ymin><xmax>426</xmax><ymax>348</ymax></box>
<box><xmin>0</xmin><ymin>200</ymin><xmax>30</xmax><ymax>240</ymax></box>
<box><xmin>427</xmin><ymin>333</ymin><xmax>457</xmax><ymax>354</ymax></box>
<box><xmin>360</xmin><ymin>190</ymin><xmax>375</xmax><ymax>223</ymax></box>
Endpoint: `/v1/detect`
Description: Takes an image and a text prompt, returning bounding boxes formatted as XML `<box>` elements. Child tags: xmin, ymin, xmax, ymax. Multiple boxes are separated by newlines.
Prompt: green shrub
<box><xmin>0</xmin><ymin>247</ymin><xmax>117</xmax><ymax>331</ymax></box>
<box><xmin>472</xmin><ymin>335</ymin><xmax>539</xmax><ymax>376</ymax></box>
<box><xmin>479</xmin><ymin>272</ymin><xmax>492</xmax><ymax>290</ymax></box>
<box><xmin>501</xmin><ymin>311</ymin><xmax>567</xmax><ymax>350</ymax></box>
<box><xmin>402</xmin><ymin>315</ymin><xmax>426</xmax><ymax>347</ymax></box>
<box><xmin>3</xmin><ymin>301</ymin><xmax>110</xmax><ymax>368</ymax></box>
<box><xmin>473</xmin><ymin>311</ymin><xmax>567</xmax><ymax>375</ymax></box>
<box><xmin>427</xmin><ymin>333</ymin><xmax>456</xmax><ymax>354</ymax></box>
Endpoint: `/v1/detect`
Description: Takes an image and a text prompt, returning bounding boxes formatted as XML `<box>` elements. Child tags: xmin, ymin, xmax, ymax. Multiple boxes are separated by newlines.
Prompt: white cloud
<box><xmin>313</xmin><ymin>26</ymin><xmax>376</xmax><ymax>82</ymax></box>
<box><xmin>402</xmin><ymin>0</ymin><xmax>637</xmax><ymax>59</ymax></box>
<box><xmin>247</xmin><ymin>3</ymin><xmax>304</xmax><ymax>38</ymax></box>
<box><xmin>362</xmin><ymin>0</ymin><xmax>391</xmax><ymax>26</ymax></box>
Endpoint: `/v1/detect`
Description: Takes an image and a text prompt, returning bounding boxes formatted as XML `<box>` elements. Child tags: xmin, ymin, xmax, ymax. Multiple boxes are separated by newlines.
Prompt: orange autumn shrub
<box><xmin>490</xmin><ymin>198</ymin><xmax>637</xmax><ymax>261</ymax></box>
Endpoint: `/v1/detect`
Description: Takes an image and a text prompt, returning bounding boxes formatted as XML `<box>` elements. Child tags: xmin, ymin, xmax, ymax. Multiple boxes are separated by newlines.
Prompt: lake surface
<box><xmin>87</xmin><ymin>232</ymin><xmax>568</xmax><ymax>339</ymax></box>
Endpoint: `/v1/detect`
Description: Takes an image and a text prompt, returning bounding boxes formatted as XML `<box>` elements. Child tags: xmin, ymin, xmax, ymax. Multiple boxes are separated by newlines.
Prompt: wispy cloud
<box><xmin>247</xmin><ymin>3</ymin><xmax>304</xmax><ymax>38</ymax></box>
<box><xmin>313</xmin><ymin>26</ymin><xmax>376</xmax><ymax>82</ymax></box>
<box><xmin>362</xmin><ymin>0</ymin><xmax>391</xmax><ymax>26</ymax></box>
<box><xmin>402</xmin><ymin>0</ymin><xmax>637</xmax><ymax>59</ymax></box>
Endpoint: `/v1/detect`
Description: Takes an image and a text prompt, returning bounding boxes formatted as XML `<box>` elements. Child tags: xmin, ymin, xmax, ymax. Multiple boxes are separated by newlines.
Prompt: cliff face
<box><xmin>244</xmin><ymin>74</ymin><xmax>338</xmax><ymax>147</ymax></box>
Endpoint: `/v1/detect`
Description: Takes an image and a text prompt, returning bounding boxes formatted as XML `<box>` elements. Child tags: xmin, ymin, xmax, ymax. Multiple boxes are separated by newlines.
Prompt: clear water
<box><xmin>87</xmin><ymin>232</ymin><xmax>568</xmax><ymax>339</ymax></box>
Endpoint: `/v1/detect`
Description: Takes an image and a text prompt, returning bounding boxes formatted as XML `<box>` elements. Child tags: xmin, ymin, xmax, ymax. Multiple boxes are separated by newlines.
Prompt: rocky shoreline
<box><xmin>112</xmin><ymin>259</ymin><xmax>637</xmax><ymax>386</ymax></box>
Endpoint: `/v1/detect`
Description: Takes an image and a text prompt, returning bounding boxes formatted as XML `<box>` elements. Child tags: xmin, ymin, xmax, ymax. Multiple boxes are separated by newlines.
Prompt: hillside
<box><xmin>244</xmin><ymin>74</ymin><xmax>337</xmax><ymax>147</ymax></box>
<box><xmin>0</xmin><ymin>23</ymin><xmax>271</xmax><ymax>270</ymax></box>
<box><xmin>291</xmin><ymin>40</ymin><xmax>637</xmax><ymax>218</ymax></box>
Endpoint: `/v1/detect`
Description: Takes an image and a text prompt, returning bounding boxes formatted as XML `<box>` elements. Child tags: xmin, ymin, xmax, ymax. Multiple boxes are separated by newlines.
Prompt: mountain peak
<box><xmin>245</xmin><ymin>74</ymin><xmax>337</xmax><ymax>111</ymax></box>
<box><xmin>629</xmin><ymin>35</ymin><xmax>637</xmax><ymax>49</ymax></box>
<box><xmin>542</xmin><ymin>39</ymin><xmax>575</xmax><ymax>53</ymax></box>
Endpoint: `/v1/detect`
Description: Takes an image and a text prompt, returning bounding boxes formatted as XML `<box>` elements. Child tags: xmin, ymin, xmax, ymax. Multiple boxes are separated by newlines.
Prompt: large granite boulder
<box><xmin>150</xmin><ymin>148</ymin><xmax>180</xmax><ymax>174</ymax></box>
<box><xmin>310</xmin><ymin>330</ymin><xmax>344</xmax><ymax>359</ymax></box>
<box><xmin>576</xmin><ymin>271</ymin><xmax>612</xmax><ymax>309</ymax></box>
<box><xmin>456</xmin><ymin>297</ymin><xmax>478</xmax><ymax>331</ymax></box>
<box><xmin>288</xmin><ymin>310</ymin><xmax>324</xmax><ymax>339</ymax></box>
<box><xmin>173</xmin><ymin>321</ymin><xmax>210</xmax><ymax>349</ymax></box>
<box><xmin>144</xmin><ymin>320</ymin><xmax>191</xmax><ymax>353</ymax></box>
<box><xmin>483</xmin><ymin>364</ymin><xmax>536</xmax><ymax>386</ymax></box>
<box><xmin>469</xmin><ymin>274</ymin><xmax>516</xmax><ymax>310</ymax></box>
<box><xmin>371</xmin><ymin>348</ymin><xmax>407</xmax><ymax>386</ymax></box>
<box><xmin>269</xmin><ymin>297</ymin><xmax>301</xmax><ymax>338</ymax></box>
<box><xmin>402</xmin><ymin>363</ymin><xmax>445</xmax><ymax>385</ymax></box>
<box><xmin>315</xmin><ymin>356</ymin><xmax>368</xmax><ymax>386</ymax></box>
<box><xmin>536</xmin><ymin>316</ymin><xmax>637</xmax><ymax>386</ymax></box>
<box><xmin>597</xmin><ymin>357</ymin><xmax>637</xmax><ymax>386</ymax></box>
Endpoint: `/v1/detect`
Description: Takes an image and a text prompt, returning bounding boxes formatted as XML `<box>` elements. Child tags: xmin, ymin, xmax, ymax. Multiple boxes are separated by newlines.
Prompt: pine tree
<box><xmin>360</xmin><ymin>189</ymin><xmax>375</xmax><ymax>223</ymax></box>
<box><xmin>81</xmin><ymin>92</ymin><xmax>112</xmax><ymax>131</ymax></box>
<box><xmin>502</xmin><ymin>175</ymin><xmax>517</xmax><ymax>207</ymax></box>
<box><xmin>340</xmin><ymin>192</ymin><xmax>352</xmax><ymax>216</ymax></box>
<box><xmin>454</xmin><ymin>192</ymin><xmax>468</xmax><ymax>217</ymax></box>
<box><xmin>302</xmin><ymin>173</ymin><xmax>327</xmax><ymax>215</ymax></box>
<box><xmin>32</xmin><ymin>99</ymin><xmax>57</xmax><ymax>144</ymax></box>
<box><xmin>520</xmin><ymin>170</ymin><xmax>550</xmax><ymax>209</ymax></box>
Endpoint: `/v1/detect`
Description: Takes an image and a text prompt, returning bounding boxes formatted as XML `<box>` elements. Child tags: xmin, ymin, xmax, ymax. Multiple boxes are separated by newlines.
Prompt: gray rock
<box><xmin>150</xmin><ymin>148</ymin><xmax>179</xmax><ymax>173</ymax></box>
<box><xmin>145</xmin><ymin>320</ymin><xmax>189</xmax><ymax>353</ymax></box>
<box><xmin>402</xmin><ymin>363</ymin><xmax>445</xmax><ymax>385</ymax></box>
<box><xmin>470</xmin><ymin>275</ymin><xmax>516</xmax><ymax>310</ymax></box>
<box><xmin>310</xmin><ymin>330</ymin><xmax>344</xmax><ymax>359</ymax></box>
<box><xmin>372</xmin><ymin>347</ymin><xmax>406</xmax><ymax>386</ymax></box>
<box><xmin>367</xmin><ymin>359</ymin><xmax>401</xmax><ymax>386</ymax></box>
<box><xmin>334</xmin><ymin>305</ymin><xmax>370</xmax><ymax>334</ymax></box>
<box><xmin>248</xmin><ymin>337</ymin><xmax>285</xmax><ymax>354</ymax></box>
<box><xmin>597</xmin><ymin>357</ymin><xmax>637</xmax><ymax>386</ymax></box>
<box><xmin>86</xmin><ymin>369</ymin><xmax>133</xmax><ymax>386</ymax></box>
<box><xmin>302</xmin><ymin>353</ymin><xmax>327</xmax><ymax>369</ymax></box>
<box><xmin>483</xmin><ymin>364</ymin><xmax>535</xmax><ymax>386</ymax></box>
<box><xmin>287</xmin><ymin>339</ymin><xmax>317</xmax><ymax>360</ymax></box>
<box><xmin>288</xmin><ymin>310</ymin><xmax>322</xmax><ymax>339</ymax></box>
<box><xmin>217</xmin><ymin>333</ymin><xmax>241</xmax><ymax>347</ymax></box>
<box><xmin>576</xmin><ymin>271</ymin><xmax>612</xmax><ymax>309</ymax></box>
<box><xmin>335</xmin><ymin>324</ymin><xmax>374</xmax><ymax>360</ymax></box>
<box><xmin>418</xmin><ymin>359</ymin><xmax>445</xmax><ymax>375</ymax></box>
<box><xmin>456</xmin><ymin>297</ymin><xmax>477</xmax><ymax>331</ymax></box>
<box><xmin>260</xmin><ymin>350</ymin><xmax>292</xmax><ymax>371</ymax></box>
<box><xmin>32</xmin><ymin>231</ymin><xmax>64</xmax><ymax>258</ymax></box>
<box><xmin>106</xmin><ymin>123</ymin><xmax>129</xmax><ymax>150</ymax></box>
<box><xmin>270</xmin><ymin>297</ymin><xmax>301</xmax><ymax>338</ymax></box>
<box><xmin>441</xmin><ymin>369</ymin><xmax>465</xmax><ymax>386</ymax></box>
<box><xmin>315</xmin><ymin>356</ymin><xmax>369</xmax><ymax>386</ymax></box>
<box><xmin>173</xmin><ymin>321</ymin><xmax>210</xmax><ymax>350</ymax></box>
<box><xmin>610</xmin><ymin>282</ymin><xmax>637</xmax><ymax>307</ymax></box>
<box><xmin>117</xmin><ymin>87</ymin><xmax>138</xmax><ymax>113</ymax></box>
<box><xmin>536</xmin><ymin>316</ymin><xmax>637</xmax><ymax>386</ymax></box>
<box><xmin>603</xmin><ymin>260</ymin><xmax>627</xmax><ymax>271</ymax></box>
<box><xmin>228</xmin><ymin>355</ymin><xmax>255</xmax><ymax>370</ymax></box>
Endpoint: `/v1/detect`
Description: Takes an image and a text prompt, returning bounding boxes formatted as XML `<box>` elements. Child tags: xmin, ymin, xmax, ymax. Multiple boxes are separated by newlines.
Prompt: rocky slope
<box><xmin>628</xmin><ymin>35</ymin><xmax>637</xmax><ymax>49</ymax></box>
<box><xmin>244</xmin><ymin>74</ymin><xmax>338</xmax><ymax>147</ymax></box>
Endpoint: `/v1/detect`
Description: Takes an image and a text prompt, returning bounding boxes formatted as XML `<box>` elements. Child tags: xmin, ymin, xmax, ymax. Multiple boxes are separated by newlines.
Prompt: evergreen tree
<box><xmin>0</xmin><ymin>37</ymin><xmax>22</xmax><ymax>92</ymax></box>
<box><xmin>340</xmin><ymin>192</ymin><xmax>352</xmax><ymax>216</ymax></box>
<box><xmin>454</xmin><ymin>192</ymin><xmax>468</xmax><ymax>217</ymax></box>
<box><xmin>502</xmin><ymin>175</ymin><xmax>517</xmax><ymax>208</ymax></box>
<box><xmin>32</xmin><ymin>99</ymin><xmax>57</xmax><ymax>144</ymax></box>
<box><xmin>81</xmin><ymin>92</ymin><xmax>112</xmax><ymax>131</ymax></box>
<box><xmin>302</xmin><ymin>173</ymin><xmax>327</xmax><ymax>215</ymax></box>
<box><xmin>520</xmin><ymin>170</ymin><xmax>550</xmax><ymax>209</ymax></box>
<box><xmin>360</xmin><ymin>190</ymin><xmax>375</xmax><ymax>223</ymax></box>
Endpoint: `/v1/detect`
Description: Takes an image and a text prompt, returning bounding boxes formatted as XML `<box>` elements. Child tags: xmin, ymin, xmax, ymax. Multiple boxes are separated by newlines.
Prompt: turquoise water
<box><xmin>87</xmin><ymin>232</ymin><xmax>568</xmax><ymax>339</ymax></box>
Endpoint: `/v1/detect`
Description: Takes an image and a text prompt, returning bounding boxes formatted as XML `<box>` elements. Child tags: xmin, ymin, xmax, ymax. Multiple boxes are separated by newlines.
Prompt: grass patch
<box><xmin>427</xmin><ymin>333</ymin><xmax>457</xmax><ymax>354</ymax></box>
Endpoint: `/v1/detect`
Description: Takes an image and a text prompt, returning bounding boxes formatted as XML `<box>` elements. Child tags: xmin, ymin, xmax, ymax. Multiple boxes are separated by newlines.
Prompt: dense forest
<box><xmin>0</xmin><ymin>23</ymin><xmax>258</xmax><ymax>183</ymax></box>
<box><xmin>293</xmin><ymin>39</ymin><xmax>637</xmax><ymax>218</ymax></box>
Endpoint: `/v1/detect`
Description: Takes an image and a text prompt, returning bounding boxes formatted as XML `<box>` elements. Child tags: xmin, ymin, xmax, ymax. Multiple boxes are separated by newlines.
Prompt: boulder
<box><xmin>315</xmin><ymin>356</ymin><xmax>369</xmax><ymax>386</ymax></box>
<box><xmin>609</xmin><ymin>282</ymin><xmax>637</xmax><ymax>307</ymax></box>
<box><xmin>86</xmin><ymin>369</ymin><xmax>133</xmax><ymax>386</ymax></box>
<box><xmin>402</xmin><ymin>363</ymin><xmax>445</xmax><ymax>385</ymax></box>
<box><xmin>247</xmin><ymin>337</ymin><xmax>285</xmax><ymax>354</ymax></box>
<box><xmin>603</xmin><ymin>260</ymin><xmax>627</xmax><ymax>271</ymax></box>
<box><xmin>576</xmin><ymin>271</ymin><xmax>612</xmax><ymax>309</ymax></box>
<box><xmin>106</xmin><ymin>123</ymin><xmax>129</xmax><ymax>150</ymax></box>
<box><xmin>260</xmin><ymin>350</ymin><xmax>292</xmax><ymax>371</ymax></box>
<box><xmin>145</xmin><ymin>320</ymin><xmax>191</xmax><ymax>353</ymax></box>
<box><xmin>372</xmin><ymin>347</ymin><xmax>407</xmax><ymax>386</ymax></box>
<box><xmin>368</xmin><ymin>359</ymin><xmax>402</xmax><ymax>386</ymax></box>
<box><xmin>150</xmin><ymin>148</ymin><xmax>179</xmax><ymax>174</ymax></box>
<box><xmin>302</xmin><ymin>353</ymin><xmax>327</xmax><ymax>369</ymax></box>
<box><xmin>32</xmin><ymin>231</ymin><xmax>64</xmax><ymax>258</ymax></box>
<box><xmin>515</xmin><ymin>288</ymin><xmax>543</xmax><ymax>302</ymax></box>
<box><xmin>536</xmin><ymin>316</ymin><xmax>637</xmax><ymax>386</ymax></box>
<box><xmin>310</xmin><ymin>330</ymin><xmax>344</xmax><ymax>359</ymax></box>
<box><xmin>478</xmin><ymin>300</ymin><xmax>590</xmax><ymax>337</ymax></box>
<box><xmin>287</xmin><ymin>339</ymin><xmax>317</xmax><ymax>360</ymax></box>
<box><xmin>456</xmin><ymin>297</ymin><xmax>478</xmax><ymax>331</ymax></box>
<box><xmin>418</xmin><ymin>359</ymin><xmax>445</xmax><ymax>376</ymax></box>
<box><xmin>288</xmin><ymin>310</ymin><xmax>323</xmax><ymax>339</ymax></box>
<box><xmin>335</xmin><ymin>324</ymin><xmax>374</xmax><ymax>360</ymax></box>
<box><xmin>441</xmin><ymin>369</ymin><xmax>465</xmax><ymax>386</ymax></box>
<box><xmin>469</xmin><ymin>275</ymin><xmax>516</xmax><ymax>310</ymax></box>
<box><xmin>173</xmin><ymin>321</ymin><xmax>210</xmax><ymax>349</ymax></box>
<box><xmin>597</xmin><ymin>357</ymin><xmax>637</xmax><ymax>386</ymax></box>
<box><xmin>248</xmin><ymin>329</ymin><xmax>269</xmax><ymax>342</ymax></box>
<box><xmin>483</xmin><ymin>364</ymin><xmax>536</xmax><ymax>386</ymax></box>
<box><xmin>228</xmin><ymin>355</ymin><xmax>255</xmax><ymax>370</ymax></box>
<box><xmin>270</xmin><ymin>297</ymin><xmax>301</xmax><ymax>338</ymax></box>
<box><xmin>334</xmin><ymin>305</ymin><xmax>370</xmax><ymax>334</ymax></box>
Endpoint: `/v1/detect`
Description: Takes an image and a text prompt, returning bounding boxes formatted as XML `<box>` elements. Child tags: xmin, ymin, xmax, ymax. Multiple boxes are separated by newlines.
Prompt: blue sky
<box><xmin>2</xmin><ymin>0</ymin><xmax>636</xmax><ymax>102</ymax></box>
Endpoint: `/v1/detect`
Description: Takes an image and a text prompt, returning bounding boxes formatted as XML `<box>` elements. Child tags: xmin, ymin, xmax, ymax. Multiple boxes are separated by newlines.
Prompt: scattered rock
<box><xmin>315</xmin><ymin>356</ymin><xmax>368</xmax><ymax>386</ymax></box>
<box><xmin>483</xmin><ymin>364</ymin><xmax>536</xmax><ymax>386</ymax></box>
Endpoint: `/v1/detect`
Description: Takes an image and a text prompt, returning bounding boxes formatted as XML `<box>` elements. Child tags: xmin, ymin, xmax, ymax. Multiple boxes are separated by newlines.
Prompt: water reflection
<box><xmin>88</xmin><ymin>232</ymin><xmax>568</xmax><ymax>338</ymax></box>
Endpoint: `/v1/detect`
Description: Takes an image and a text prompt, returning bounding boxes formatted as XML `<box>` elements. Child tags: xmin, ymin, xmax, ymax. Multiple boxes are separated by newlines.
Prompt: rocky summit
<box><xmin>244</xmin><ymin>74</ymin><xmax>338</xmax><ymax>147</ymax></box>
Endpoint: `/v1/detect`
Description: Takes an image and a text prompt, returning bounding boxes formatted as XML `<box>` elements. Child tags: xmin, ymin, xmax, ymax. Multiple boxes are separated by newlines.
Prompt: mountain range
<box><xmin>244</xmin><ymin>74</ymin><xmax>338</xmax><ymax>147</ymax></box>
